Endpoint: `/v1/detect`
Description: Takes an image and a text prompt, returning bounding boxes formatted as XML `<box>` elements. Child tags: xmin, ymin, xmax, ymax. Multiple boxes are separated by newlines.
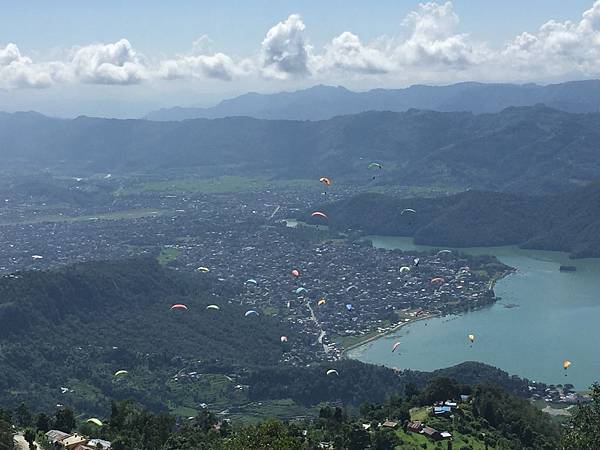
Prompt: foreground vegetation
<box><xmin>2</xmin><ymin>377</ymin><xmax>570</xmax><ymax>450</ymax></box>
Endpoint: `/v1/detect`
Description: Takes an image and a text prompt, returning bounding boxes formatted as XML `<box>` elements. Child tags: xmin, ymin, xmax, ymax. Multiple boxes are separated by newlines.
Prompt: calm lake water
<box><xmin>347</xmin><ymin>236</ymin><xmax>600</xmax><ymax>389</ymax></box>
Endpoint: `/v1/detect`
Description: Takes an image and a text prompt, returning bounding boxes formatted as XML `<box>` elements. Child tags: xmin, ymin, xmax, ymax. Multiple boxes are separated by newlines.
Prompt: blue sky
<box><xmin>1</xmin><ymin>1</ymin><xmax>600</xmax><ymax>117</ymax></box>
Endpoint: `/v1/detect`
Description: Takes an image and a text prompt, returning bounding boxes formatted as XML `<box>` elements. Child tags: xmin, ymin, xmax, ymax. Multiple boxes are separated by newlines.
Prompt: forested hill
<box><xmin>0</xmin><ymin>258</ymin><xmax>295</xmax><ymax>412</ymax></box>
<box><xmin>313</xmin><ymin>183</ymin><xmax>600</xmax><ymax>257</ymax></box>
<box><xmin>3</xmin><ymin>106</ymin><xmax>600</xmax><ymax>193</ymax></box>
<box><xmin>145</xmin><ymin>80</ymin><xmax>600</xmax><ymax>121</ymax></box>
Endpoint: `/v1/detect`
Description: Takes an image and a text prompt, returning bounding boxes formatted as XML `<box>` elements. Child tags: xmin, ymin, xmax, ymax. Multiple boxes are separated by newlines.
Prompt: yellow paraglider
<box><xmin>317</xmin><ymin>298</ymin><xmax>326</xmax><ymax>306</ymax></box>
<box><xmin>563</xmin><ymin>360</ymin><xmax>572</xmax><ymax>376</ymax></box>
<box><xmin>86</xmin><ymin>418</ymin><xmax>103</xmax><ymax>427</ymax></box>
<box><xmin>468</xmin><ymin>334</ymin><xmax>475</xmax><ymax>344</ymax></box>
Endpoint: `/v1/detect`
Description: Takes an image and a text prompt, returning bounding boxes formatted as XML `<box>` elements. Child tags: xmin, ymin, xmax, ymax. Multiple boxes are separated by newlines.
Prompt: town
<box><xmin>0</xmin><ymin>179</ymin><xmax>509</xmax><ymax>365</ymax></box>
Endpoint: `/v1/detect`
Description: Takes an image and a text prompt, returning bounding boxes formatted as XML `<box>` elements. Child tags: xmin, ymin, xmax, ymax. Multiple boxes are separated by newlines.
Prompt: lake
<box><xmin>347</xmin><ymin>236</ymin><xmax>600</xmax><ymax>389</ymax></box>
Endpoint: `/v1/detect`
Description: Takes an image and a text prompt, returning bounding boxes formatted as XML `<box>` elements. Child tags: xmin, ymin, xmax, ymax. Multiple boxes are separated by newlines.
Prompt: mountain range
<box><xmin>145</xmin><ymin>80</ymin><xmax>600</xmax><ymax>121</ymax></box>
<box><xmin>2</xmin><ymin>106</ymin><xmax>600</xmax><ymax>193</ymax></box>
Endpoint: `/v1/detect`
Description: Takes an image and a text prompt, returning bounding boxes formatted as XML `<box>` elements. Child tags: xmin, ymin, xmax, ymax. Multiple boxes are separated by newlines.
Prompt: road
<box><xmin>13</xmin><ymin>433</ymin><xmax>40</xmax><ymax>450</ymax></box>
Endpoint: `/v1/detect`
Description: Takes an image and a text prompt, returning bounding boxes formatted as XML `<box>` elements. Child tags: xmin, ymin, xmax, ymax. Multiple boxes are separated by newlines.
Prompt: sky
<box><xmin>1</xmin><ymin>0</ymin><xmax>600</xmax><ymax>118</ymax></box>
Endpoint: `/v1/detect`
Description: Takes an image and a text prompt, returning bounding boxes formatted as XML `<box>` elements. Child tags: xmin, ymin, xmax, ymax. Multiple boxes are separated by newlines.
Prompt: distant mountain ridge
<box><xmin>3</xmin><ymin>105</ymin><xmax>600</xmax><ymax>193</ymax></box>
<box><xmin>145</xmin><ymin>80</ymin><xmax>600</xmax><ymax>121</ymax></box>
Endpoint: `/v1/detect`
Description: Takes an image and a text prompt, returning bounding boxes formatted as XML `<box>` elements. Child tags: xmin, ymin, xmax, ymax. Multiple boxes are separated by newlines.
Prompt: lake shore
<box><xmin>341</xmin><ymin>313</ymin><xmax>440</xmax><ymax>357</ymax></box>
<box><xmin>341</xmin><ymin>268</ymin><xmax>513</xmax><ymax>358</ymax></box>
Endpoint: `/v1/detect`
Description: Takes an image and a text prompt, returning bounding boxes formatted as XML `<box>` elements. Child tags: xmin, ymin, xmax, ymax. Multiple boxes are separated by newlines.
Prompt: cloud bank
<box><xmin>3</xmin><ymin>1</ymin><xmax>600</xmax><ymax>90</ymax></box>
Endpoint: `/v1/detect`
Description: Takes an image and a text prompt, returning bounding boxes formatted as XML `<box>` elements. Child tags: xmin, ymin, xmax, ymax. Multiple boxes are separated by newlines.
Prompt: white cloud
<box><xmin>70</xmin><ymin>39</ymin><xmax>146</xmax><ymax>85</ymax></box>
<box><xmin>6</xmin><ymin>1</ymin><xmax>600</xmax><ymax>92</ymax></box>
<box><xmin>0</xmin><ymin>43</ymin><xmax>63</xmax><ymax>89</ymax></box>
<box><xmin>397</xmin><ymin>1</ymin><xmax>485</xmax><ymax>68</ymax></box>
<box><xmin>261</xmin><ymin>14</ymin><xmax>311</xmax><ymax>79</ymax></box>
<box><xmin>159</xmin><ymin>52</ymin><xmax>245</xmax><ymax>81</ymax></box>
<box><xmin>319</xmin><ymin>32</ymin><xmax>394</xmax><ymax>75</ymax></box>
<box><xmin>500</xmin><ymin>0</ymin><xmax>600</xmax><ymax>79</ymax></box>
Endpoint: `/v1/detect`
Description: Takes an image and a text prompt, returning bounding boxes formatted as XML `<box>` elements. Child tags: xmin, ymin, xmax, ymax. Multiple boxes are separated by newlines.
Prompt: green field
<box><xmin>0</xmin><ymin>208</ymin><xmax>172</xmax><ymax>226</ymax></box>
<box><xmin>157</xmin><ymin>247</ymin><xmax>181</xmax><ymax>266</ymax></box>
<box><xmin>122</xmin><ymin>176</ymin><xmax>315</xmax><ymax>195</ymax></box>
<box><xmin>395</xmin><ymin>429</ymin><xmax>493</xmax><ymax>449</ymax></box>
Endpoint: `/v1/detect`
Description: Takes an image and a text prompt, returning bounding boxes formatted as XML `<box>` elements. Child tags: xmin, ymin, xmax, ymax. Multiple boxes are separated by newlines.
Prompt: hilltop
<box><xmin>312</xmin><ymin>183</ymin><xmax>600</xmax><ymax>257</ymax></box>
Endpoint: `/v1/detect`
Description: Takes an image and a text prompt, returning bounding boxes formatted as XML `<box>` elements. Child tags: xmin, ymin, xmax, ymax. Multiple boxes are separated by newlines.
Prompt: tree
<box><xmin>15</xmin><ymin>403</ymin><xmax>32</xmax><ymax>428</ymax></box>
<box><xmin>53</xmin><ymin>407</ymin><xmax>75</xmax><ymax>433</ymax></box>
<box><xmin>216</xmin><ymin>421</ymin><xmax>305</xmax><ymax>450</ymax></box>
<box><xmin>35</xmin><ymin>413</ymin><xmax>51</xmax><ymax>433</ymax></box>
<box><xmin>371</xmin><ymin>428</ymin><xmax>399</xmax><ymax>450</ymax></box>
<box><xmin>562</xmin><ymin>383</ymin><xmax>600</xmax><ymax>449</ymax></box>
<box><xmin>0</xmin><ymin>416</ymin><xmax>13</xmax><ymax>450</ymax></box>
<box><xmin>24</xmin><ymin>427</ymin><xmax>36</xmax><ymax>449</ymax></box>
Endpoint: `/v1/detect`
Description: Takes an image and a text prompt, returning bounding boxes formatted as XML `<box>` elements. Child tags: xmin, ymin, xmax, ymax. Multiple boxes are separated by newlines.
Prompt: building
<box><xmin>62</xmin><ymin>434</ymin><xmax>88</xmax><ymax>449</ymax></box>
<box><xmin>381</xmin><ymin>420</ymin><xmax>398</xmax><ymax>429</ymax></box>
<box><xmin>45</xmin><ymin>430</ymin><xmax>71</xmax><ymax>445</ymax></box>
<box><xmin>87</xmin><ymin>438</ymin><xmax>112</xmax><ymax>449</ymax></box>
<box><xmin>433</xmin><ymin>406</ymin><xmax>452</xmax><ymax>416</ymax></box>
<box><xmin>406</xmin><ymin>421</ymin><xmax>423</xmax><ymax>433</ymax></box>
<box><xmin>421</xmin><ymin>426</ymin><xmax>442</xmax><ymax>441</ymax></box>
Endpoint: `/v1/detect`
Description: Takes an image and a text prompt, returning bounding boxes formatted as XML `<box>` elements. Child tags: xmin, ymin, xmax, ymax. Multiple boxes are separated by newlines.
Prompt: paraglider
<box><xmin>291</xmin><ymin>269</ymin><xmax>300</xmax><ymax>278</ymax></box>
<box><xmin>401</xmin><ymin>208</ymin><xmax>416</xmax><ymax>215</ymax></box>
<box><xmin>311</xmin><ymin>211</ymin><xmax>328</xmax><ymax>220</ymax></box>
<box><xmin>563</xmin><ymin>360</ymin><xmax>572</xmax><ymax>375</ymax></box>
<box><xmin>368</xmin><ymin>162</ymin><xmax>383</xmax><ymax>180</ymax></box>
<box><xmin>399</xmin><ymin>266</ymin><xmax>411</xmax><ymax>274</ymax></box>
<box><xmin>468</xmin><ymin>334</ymin><xmax>475</xmax><ymax>345</ymax></box>
<box><xmin>280</xmin><ymin>336</ymin><xmax>288</xmax><ymax>343</ymax></box>
<box><xmin>326</xmin><ymin>369</ymin><xmax>339</xmax><ymax>376</ymax></box>
<box><xmin>431</xmin><ymin>277</ymin><xmax>445</xmax><ymax>285</ymax></box>
<box><xmin>436</xmin><ymin>250</ymin><xmax>452</xmax><ymax>258</ymax></box>
<box><xmin>245</xmin><ymin>279</ymin><xmax>258</xmax><ymax>286</ymax></box>
<box><xmin>245</xmin><ymin>310</ymin><xmax>259</xmax><ymax>317</ymax></box>
<box><xmin>295</xmin><ymin>287</ymin><xmax>308</xmax><ymax>295</ymax></box>
<box><xmin>317</xmin><ymin>298</ymin><xmax>326</xmax><ymax>306</ymax></box>
<box><xmin>197</xmin><ymin>266</ymin><xmax>210</xmax><ymax>273</ymax></box>
<box><xmin>170</xmin><ymin>304</ymin><xmax>188</xmax><ymax>311</ymax></box>
<box><xmin>114</xmin><ymin>370</ymin><xmax>128</xmax><ymax>377</ymax></box>
<box><xmin>346</xmin><ymin>285</ymin><xmax>358</xmax><ymax>293</ymax></box>
<box><xmin>345</xmin><ymin>304</ymin><xmax>354</xmax><ymax>311</ymax></box>
<box><xmin>319</xmin><ymin>177</ymin><xmax>332</xmax><ymax>186</ymax></box>
<box><xmin>86</xmin><ymin>418</ymin><xmax>103</xmax><ymax>427</ymax></box>
<box><xmin>206</xmin><ymin>304</ymin><xmax>220</xmax><ymax>311</ymax></box>
<box><xmin>392</xmin><ymin>342</ymin><xmax>401</xmax><ymax>353</ymax></box>
<box><xmin>413</xmin><ymin>258</ymin><xmax>420</xmax><ymax>267</ymax></box>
